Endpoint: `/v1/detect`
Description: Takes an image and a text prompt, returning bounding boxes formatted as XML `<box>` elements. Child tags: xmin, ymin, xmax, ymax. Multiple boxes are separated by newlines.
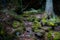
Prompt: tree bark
<box><xmin>45</xmin><ymin>0</ymin><xmax>54</xmax><ymax>15</ymax></box>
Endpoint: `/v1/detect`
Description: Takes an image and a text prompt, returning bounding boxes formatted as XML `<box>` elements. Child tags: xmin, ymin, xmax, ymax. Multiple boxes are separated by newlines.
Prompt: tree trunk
<box><xmin>45</xmin><ymin>0</ymin><xmax>54</xmax><ymax>16</ymax></box>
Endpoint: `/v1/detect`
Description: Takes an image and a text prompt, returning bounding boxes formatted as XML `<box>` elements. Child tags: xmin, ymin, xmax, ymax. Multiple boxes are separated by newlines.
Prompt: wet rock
<box><xmin>14</xmin><ymin>31</ymin><xmax>21</xmax><ymax>36</ymax></box>
<box><xmin>41</xmin><ymin>26</ymin><xmax>51</xmax><ymax>31</ymax></box>
<box><xmin>5</xmin><ymin>26</ymin><xmax>15</xmax><ymax>34</ymax></box>
<box><xmin>35</xmin><ymin>32</ymin><xmax>42</xmax><ymax>37</ymax></box>
<box><xmin>24</xmin><ymin>21</ymin><xmax>33</xmax><ymax>27</ymax></box>
<box><xmin>55</xmin><ymin>26</ymin><xmax>60</xmax><ymax>31</ymax></box>
<box><xmin>35</xmin><ymin>14</ymin><xmax>43</xmax><ymax>19</ymax></box>
<box><xmin>35</xmin><ymin>32</ymin><xmax>44</xmax><ymax>40</ymax></box>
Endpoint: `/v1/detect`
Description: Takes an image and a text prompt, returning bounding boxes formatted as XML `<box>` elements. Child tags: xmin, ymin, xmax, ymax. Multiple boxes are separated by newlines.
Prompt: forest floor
<box><xmin>0</xmin><ymin>9</ymin><xmax>60</xmax><ymax>40</ymax></box>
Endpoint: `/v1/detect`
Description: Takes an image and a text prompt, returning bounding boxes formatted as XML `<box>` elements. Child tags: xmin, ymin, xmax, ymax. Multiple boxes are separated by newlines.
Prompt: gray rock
<box><xmin>55</xmin><ymin>26</ymin><xmax>60</xmax><ymax>31</ymax></box>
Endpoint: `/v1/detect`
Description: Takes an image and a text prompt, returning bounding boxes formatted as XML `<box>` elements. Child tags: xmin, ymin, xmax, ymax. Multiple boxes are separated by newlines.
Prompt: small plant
<box><xmin>41</xmin><ymin>15</ymin><xmax>48</xmax><ymax>26</ymax></box>
<box><xmin>26</xmin><ymin>16</ymin><xmax>36</xmax><ymax>22</ymax></box>
<box><xmin>47</xmin><ymin>31</ymin><xmax>60</xmax><ymax>40</ymax></box>
<box><xmin>47</xmin><ymin>31</ymin><xmax>52</xmax><ymax>39</ymax></box>
<box><xmin>12</xmin><ymin>20</ymin><xmax>25</xmax><ymax>34</ymax></box>
<box><xmin>12</xmin><ymin>21</ymin><xmax>21</xmax><ymax>28</ymax></box>
<box><xmin>53</xmin><ymin>32</ymin><xmax>60</xmax><ymax>40</ymax></box>
<box><xmin>32</xmin><ymin>18</ymin><xmax>41</xmax><ymax>32</ymax></box>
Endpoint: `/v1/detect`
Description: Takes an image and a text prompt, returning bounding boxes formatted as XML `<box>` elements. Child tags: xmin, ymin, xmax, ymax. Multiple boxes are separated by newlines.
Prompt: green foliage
<box><xmin>12</xmin><ymin>20</ymin><xmax>25</xmax><ymax>33</ymax></box>
<box><xmin>53</xmin><ymin>32</ymin><xmax>60</xmax><ymax>40</ymax></box>
<box><xmin>41</xmin><ymin>17</ymin><xmax>47</xmax><ymax>25</ymax></box>
<box><xmin>12</xmin><ymin>21</ymin><xmax>21</xmax><ymax>28</ymax></box>
<box><xmin>16</xmin><ymin>26</ymin><xmax>25</xmax><ymax>34</ymax></box>
<box><xmin>26</xmin><ymin>16</ymin><xmax>36</xmax><ymax>22</ymax></box>
<box><xmin>23</xmin><ymin>10</ymin><xmax>42</xmax><ymax>15</ymax></box>
<box><xmin>47</xmin><ymin>17</ymin><xmax>60</xmax><ymax>26</ymax></box>
<box><xmin>41</xmin><ymin>15</ymin><xmax>60</xmax><ymax>26</ymax></box>
<box><xmin>47</xmin><ymin>31</ymin><xmax>60</xmax><ymax>40</ymax></box>
<box><xmin>32</xmin><ymin>18</ymin><xmax>41</xmax><ymax>32</ymax></box>
<box><xmin>47</xmin><ymin>31</ymin><xmax>52</xmax><ymax>39</ymax></box>
<box><xmin>0</xmin><ymin>29</ymin><xmax>5</xmax><ymax>35</ymax></box>
<box><xmin>0</xmin><ymin>23</ymin><xmax>5</xmax><ymax>35</ymax></box>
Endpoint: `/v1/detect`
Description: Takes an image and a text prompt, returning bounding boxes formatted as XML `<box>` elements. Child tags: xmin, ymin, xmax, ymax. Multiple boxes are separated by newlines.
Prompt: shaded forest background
<box><xmin>0</xmin><ymin>0</ymin><xmax>60</xmax><ymax>15</ymax></box>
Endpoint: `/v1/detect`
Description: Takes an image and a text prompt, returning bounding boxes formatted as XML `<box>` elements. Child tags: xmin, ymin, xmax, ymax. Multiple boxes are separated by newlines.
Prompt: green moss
<box><xmin>34</xmin><ymin>29</ymin><xmax>40</xmax><ymax>32</ymax></box>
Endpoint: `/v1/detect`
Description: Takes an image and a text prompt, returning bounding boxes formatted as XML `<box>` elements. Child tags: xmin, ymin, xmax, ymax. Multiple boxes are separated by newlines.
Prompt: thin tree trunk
<box><xmin>45</xmin><ymin>0</ymin><xmax>53</xmax><ymax>14</ymax></box>
<box><xmin>45</xmin><ymin>0</ymin><xmax>56</xmax><ymax>19</ymax></box>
